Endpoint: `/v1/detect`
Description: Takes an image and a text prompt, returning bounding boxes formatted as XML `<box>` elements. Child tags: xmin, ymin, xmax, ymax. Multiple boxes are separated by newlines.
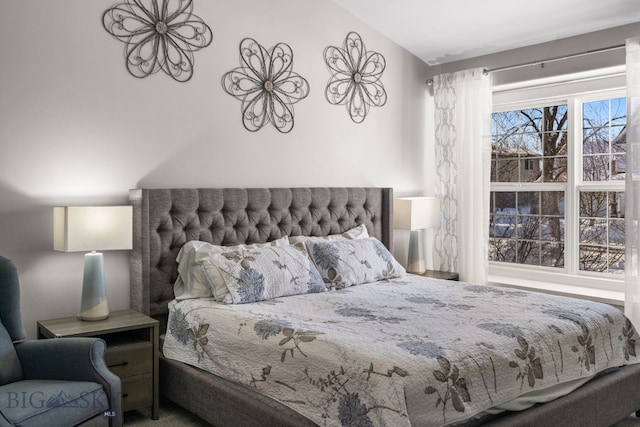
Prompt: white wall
<box><xmin>0</xmin><ymin>0</ymin><xmax>430</xmax><ymax>337</ymax></box>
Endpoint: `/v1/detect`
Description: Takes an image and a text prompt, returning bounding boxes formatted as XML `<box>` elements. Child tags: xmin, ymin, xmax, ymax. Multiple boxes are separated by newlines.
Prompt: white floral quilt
<box><xmin>163</xmin><ymin>276</ymin><xmax>638</xmax><ymax>426</ymax></box>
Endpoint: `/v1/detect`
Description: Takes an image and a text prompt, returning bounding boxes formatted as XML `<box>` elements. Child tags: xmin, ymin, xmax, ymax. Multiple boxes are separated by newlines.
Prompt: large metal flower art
<box><xmin>222</xmin><ymin>38</ymin><xmax>310</xmax><ymax>133</ymax></box>
<box><xmin>102</xmin><ymin>0</ymin><xmax>213</xmax><ymax>82</ymax></box>
<box><xmin>324</xmin><ymin>32</ymin><xmax>387</xmax><ymax>123</ymax></box>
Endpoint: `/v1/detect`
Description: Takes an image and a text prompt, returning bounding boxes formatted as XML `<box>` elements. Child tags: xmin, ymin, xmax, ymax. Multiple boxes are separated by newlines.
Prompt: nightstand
<box><xmin>421</xmin><ymin>269</ymin><xmax>459</xmax><ymax>281</ymax></box>
<box><xmin>37</xmin><ymin>309</ymin><xmax>159</xmax><ymax>420</ymax></box>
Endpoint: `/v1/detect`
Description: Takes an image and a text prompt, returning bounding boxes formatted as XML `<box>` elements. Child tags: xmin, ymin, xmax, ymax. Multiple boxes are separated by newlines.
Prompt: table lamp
<box><xmin>53</xmin><ymin>206</ymin><xmax>133</xmax><ymax>321</ymax></box>
<box><xmin>393</xmin><ymin>197</ymin><xmax>440</xmax><ymax>274</ymax></box>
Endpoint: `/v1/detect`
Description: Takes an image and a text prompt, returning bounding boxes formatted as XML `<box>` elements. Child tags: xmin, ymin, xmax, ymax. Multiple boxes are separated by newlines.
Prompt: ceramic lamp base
<box><xmin>406</xmin><ymin>229</ymin><xmax>426</xmax><ymax>274</ymax></box>
<box><xmin>79</xmin><ymin>252</ymin><xmax>110</xmax><ymax>321</ymax></box>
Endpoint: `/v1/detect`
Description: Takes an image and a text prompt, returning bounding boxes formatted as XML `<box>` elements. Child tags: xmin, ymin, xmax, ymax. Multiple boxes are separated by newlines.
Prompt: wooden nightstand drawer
<box><xmin>105</xmin><ymin>342</ymin><xmax>153</xmax><ymax>378</ymax></box>
<box><xmin>122</xmin><ymin>373</ymin><xmax>153</xmax><ymax>412</ymax></box>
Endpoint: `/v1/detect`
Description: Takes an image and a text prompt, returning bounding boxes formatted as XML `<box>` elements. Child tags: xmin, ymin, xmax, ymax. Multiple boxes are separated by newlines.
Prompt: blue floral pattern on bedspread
<box><xmin>163</xmin><ymin>276</ymin><xmax>638</xmax><ymax>426</ymax></box>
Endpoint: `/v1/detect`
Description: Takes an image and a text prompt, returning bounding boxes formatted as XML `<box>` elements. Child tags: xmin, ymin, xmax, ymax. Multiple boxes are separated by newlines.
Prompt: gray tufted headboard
<box><xmin>129</xmin><ymin>187</ymin><xmax>393</xmax><ymax>319</ymax></box>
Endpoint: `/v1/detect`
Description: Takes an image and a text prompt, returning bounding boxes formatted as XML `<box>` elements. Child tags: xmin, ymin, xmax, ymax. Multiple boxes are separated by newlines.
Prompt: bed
<box><xmin>129</xmin><ymin>187</ymin><xmax>640</xmax><ymax>426</ymax></box>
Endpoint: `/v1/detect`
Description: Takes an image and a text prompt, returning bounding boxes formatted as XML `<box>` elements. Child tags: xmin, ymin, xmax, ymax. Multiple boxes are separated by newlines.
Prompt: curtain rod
<box><xmin>485</xmin><ymin>44</ymin><xmax>625</xmax><ymax>74</ymax></box>
<box><xmin>426</xmin><ymin>43</ymin><xmax>625</xmax><ymax>86</ymax></box>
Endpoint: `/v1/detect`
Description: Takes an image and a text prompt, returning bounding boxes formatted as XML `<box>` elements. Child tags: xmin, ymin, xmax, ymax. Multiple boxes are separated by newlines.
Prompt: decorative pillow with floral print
<box><xmin>288</xmin><ymin>223</ymin><xmax>369</xmax><ymax>244</ymax></box>
<box><xmin>200</xmin><ymin>242</ymin><xmax>325</xmax><ymax>304</ymax></box>
<box><xmin>175</xmin><ymin>236</ymin><xmax>290</xmax><ymax>302</ymax></box>
<box><xmin>306</xmin><ymin>237</ymin><xmax>405</xmax><ymax>289</ymax></box>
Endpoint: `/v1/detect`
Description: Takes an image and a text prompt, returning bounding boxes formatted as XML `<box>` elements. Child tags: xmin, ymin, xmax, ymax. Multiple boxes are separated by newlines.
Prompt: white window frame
<box><xmin>489</xmin><ymin>68</ymin><xmax>626</xmax><ymax>301</ymax></box>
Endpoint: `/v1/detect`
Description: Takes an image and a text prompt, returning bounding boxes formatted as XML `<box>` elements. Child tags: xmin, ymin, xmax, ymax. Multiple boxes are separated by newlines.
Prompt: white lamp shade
<box><xmin>53</xmin><ymin>206</ymin><xmax>133</xmax><ymax>252</ymax></box>
<box><xmin>393</xmin><ymin>197</ymin><xmax>440</xmax><ymax>230</ymax></box>
<box><xmin>53</xmin><ymin>206</ymin><xmax>132</xmax><ymax>321</ymax></box>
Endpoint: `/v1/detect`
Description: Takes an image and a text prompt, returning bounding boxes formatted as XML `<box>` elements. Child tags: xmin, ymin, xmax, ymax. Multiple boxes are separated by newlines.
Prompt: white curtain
<box><xmin>625</xmin><ymin>36</ymin><xmax>640</xmax><ymax>330</ymax></box>
<box><xmin>433</xmin><ymin>68</ymin><xmax>492</xmax><ymax>284</ymax></box>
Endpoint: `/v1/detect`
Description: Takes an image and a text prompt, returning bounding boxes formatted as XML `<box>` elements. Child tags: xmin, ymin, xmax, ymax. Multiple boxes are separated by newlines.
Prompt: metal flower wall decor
<box><xmin>222</xmin><ymin>38</ymin><xmax>310</xmax><ymax>133</ymax></box>
<box><xmin>324</xmin><ymin>32</ymin><xmax>387</xmax><ymax>123</ymax></box>
<box><xmin>102</xmin><ymin>0</ymin><xmax>213</xmax><ymax>82</ymax></box>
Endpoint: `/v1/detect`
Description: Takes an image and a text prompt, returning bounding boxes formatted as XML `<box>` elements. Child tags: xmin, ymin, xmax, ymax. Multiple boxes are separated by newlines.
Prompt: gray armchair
<box><xmin>0</xmin><ymin>255</ymin><xmax>122</xmax><ymax>427</ymax></box>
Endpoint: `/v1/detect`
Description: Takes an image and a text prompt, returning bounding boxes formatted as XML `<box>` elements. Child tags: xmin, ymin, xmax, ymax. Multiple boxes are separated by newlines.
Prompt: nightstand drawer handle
<box><xmin>108</xmin><ymin>361</ymin><xmax>129</xmax><ymax>368</ymax></box>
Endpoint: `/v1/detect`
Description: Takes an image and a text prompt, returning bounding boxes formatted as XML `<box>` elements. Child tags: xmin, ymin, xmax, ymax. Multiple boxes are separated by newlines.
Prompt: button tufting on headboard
<box><xmin>129</xmin><ymin>187</ymin><xmax>393</xmax><ymax>318</ymax></box>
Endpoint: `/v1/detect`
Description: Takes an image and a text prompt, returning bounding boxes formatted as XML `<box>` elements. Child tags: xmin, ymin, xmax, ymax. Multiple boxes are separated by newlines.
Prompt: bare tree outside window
<box><xmin>490</xmin><ymin>97</ymin><xmax>626</xmax><ymax>274</ymax></box>
<box><xmin>490</xmin><ymin>105</ymin><xmax>566</xmax><ymax>268</ymax></box>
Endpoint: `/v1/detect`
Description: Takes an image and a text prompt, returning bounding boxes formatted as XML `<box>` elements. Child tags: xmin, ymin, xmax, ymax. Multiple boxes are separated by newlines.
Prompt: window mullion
<box><xmin>565</xmin><ymin>96</ymin><xmax>579</xmax><ymax>276</ymax></box>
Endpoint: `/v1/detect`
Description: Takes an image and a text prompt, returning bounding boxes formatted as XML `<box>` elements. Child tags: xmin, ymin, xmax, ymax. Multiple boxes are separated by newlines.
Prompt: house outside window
<box><xmin>489</xmin><ymin>83</ymin><xmax>626</xmax><ymax>292</ymax></box>
<box><xmin>523</xmin><ymin>159</ymin><xmax>536</xmax><ymax>171</ymax></box>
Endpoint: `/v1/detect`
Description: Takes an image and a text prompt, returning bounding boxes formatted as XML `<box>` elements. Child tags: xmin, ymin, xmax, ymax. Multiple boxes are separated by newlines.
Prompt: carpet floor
<box><xmin>124</xmin><ymin>398</ymin><xmax>211</xmax><ymax>426</ymax></box>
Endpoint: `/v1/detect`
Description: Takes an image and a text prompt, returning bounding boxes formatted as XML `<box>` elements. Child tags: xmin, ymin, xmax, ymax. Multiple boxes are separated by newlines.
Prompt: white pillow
<box><xmin>174</xmin><ymin>241</ymin><xmax>216</xmax><ymax>301</ymax></box>
<box><xmin>306</xmin><ymin>237</ymin><xmax>405</xmax><ymax>289</ymax></box>
<box><xmin>173</xmin><ymin>236</ymin><xmax>289</xmax><ymax>301</ymax></box>
<box><xmin>288</xmin><ymin>223</ymin><xmax>369</xmax><ymax>244</ymax></box>
<box><xmin>199</xmin><ymin>242</ymin><xmax>325</xmax><ymax>304</ymax></box>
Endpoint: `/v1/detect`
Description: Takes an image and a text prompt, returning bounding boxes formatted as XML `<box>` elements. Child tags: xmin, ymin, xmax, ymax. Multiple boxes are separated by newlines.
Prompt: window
<box><xmin>578</xmin><ymin>191</ymin><xmax>625</xmax><ymax>273</ymax></box>
<box><xmin>523</xmin><ymin>159</ymin><xmax>536</xmax><ymax>171</ymax></box>
<box><xmin>489</xmin><ymin>91</ymin><xmax>626</xmax><ymax>289</ymax></box>
<box><xmin>579</xmin><ymin>97</ymin><xmax>626</xmax><ymax>275</ymax></box>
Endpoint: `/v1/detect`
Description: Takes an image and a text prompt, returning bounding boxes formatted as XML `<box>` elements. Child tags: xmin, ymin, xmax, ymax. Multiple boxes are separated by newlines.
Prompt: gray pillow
<box><xmin>0</xmin><ymin>318</ymin><xmax>23</xmax><ymax>385</ymax></box>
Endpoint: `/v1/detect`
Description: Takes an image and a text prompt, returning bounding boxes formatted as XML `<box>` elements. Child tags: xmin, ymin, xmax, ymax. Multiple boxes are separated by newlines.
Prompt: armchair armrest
<box><xmin>15</xmin><ymin>338</ymin><xmax>123</xmax><ymax>427</ymax></box>
<box><xmin>16</xmin><ymin>337</ymin><xmax>110</xmax><ymax>381</ymax></box>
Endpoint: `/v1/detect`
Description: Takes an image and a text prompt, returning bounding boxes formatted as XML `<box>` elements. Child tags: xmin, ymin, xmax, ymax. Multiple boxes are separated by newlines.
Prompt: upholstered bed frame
<box><xmin>129</xmin><ymin>187</ymin><xmax>640</xmax><ymax>426</ymax></box>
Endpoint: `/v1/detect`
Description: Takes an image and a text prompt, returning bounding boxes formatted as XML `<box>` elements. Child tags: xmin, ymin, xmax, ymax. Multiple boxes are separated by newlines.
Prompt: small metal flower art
<box><xmin>324</xmin><ymin>32</ymin><xmax>387</xmax><ymax>123</ymax></box>
<box><xmin>222</xmin><ymin>38</ymin><xmax>310</xmax><ymax>133</ymax></box>
<box><xmin>102</xmin><ymin>0</ymin><xmax>213</xmax><ymax>82</ymax></box>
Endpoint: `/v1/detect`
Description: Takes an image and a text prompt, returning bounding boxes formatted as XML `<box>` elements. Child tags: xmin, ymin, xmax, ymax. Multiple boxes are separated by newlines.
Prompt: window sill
<box><xmin>489</xmin><ymin>274</ymin><xmax>624</xmax><ymax>308</ymax></box>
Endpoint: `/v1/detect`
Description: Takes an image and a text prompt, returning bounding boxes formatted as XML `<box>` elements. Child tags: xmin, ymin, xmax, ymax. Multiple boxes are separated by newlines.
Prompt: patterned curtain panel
<box><xmin>433</xmin><ymin>68</ymin><xmax>492</xmax><ymax>284</ymax></box>
<box><xmin>625</xmin><ymin>37</ymin><xmax>640</xmax><ymax>330</ymax></box>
